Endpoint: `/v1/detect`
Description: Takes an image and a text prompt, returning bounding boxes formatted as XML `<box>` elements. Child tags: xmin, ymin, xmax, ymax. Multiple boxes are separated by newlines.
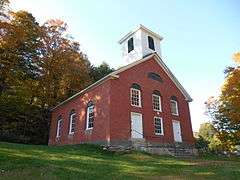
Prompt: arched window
<box><xmin>86</xmin><ymin>101</ymin><xmax>94</xmax><ymax>129</ymax></box>
<box><xmin>152</xmin><ymin>90</ymin><xmax>162</xmax><ymax>112</ymax></box>
<box><xmin>130</xmin><ymin>83</ymin><xmax>141</xmax><ymax>107</ymax></box>
<box><xmin>69</xmin><ymin>109</ymin><xmax>76</xmax><ymax>134</ymax></box>
<box><xmin>128</xmin><ymin>37</ymin><xmax>134</xmax><ymax>53</ymax></box>
<box><xmin>148</xmin><ymin>36</ymin><xmax>155</xmax><ymax>51</ymax></box>
<box><xmin>56</xmin><ymin>115</ymin><xmax>63</xmax><ymax>138</ymax></box>
<box><xmin>170</xmin><ymin>96</ymin><xmax>179</xmax><ymax>116</ymax></box>
<box><xmin>148</xmin><ymin>72</ymin><xmax>163</xmax><ymax>83</ymax></box>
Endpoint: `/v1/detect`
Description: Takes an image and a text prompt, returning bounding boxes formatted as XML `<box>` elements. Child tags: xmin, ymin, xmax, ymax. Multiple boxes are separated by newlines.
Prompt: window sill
<box><xmin>171</xmin><ymin>113</ymin><xmax>179</xmax><ymax>116</ymax></box>
<box><xmin>155</xmin><ymin>133</ymin><xmax>164</xmax><ymax>136</ymax></box>
<box><xmin>131</xmin><ymin>105</ymin><xmax>142</xmax><ymax>108</ymax></box>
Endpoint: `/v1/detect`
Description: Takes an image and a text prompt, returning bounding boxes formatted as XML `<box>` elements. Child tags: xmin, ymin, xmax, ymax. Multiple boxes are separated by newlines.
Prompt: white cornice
<box><xmin>118</xmin><ymin>24</ymin><xmax>163</xmax><ymax>44</ymax></box>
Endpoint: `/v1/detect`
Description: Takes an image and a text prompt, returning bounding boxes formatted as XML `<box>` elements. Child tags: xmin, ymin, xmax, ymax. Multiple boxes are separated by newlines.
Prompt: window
<box><xmin>130</xmin><ymin>83</ymin><xmax>141</xmax><ymax>107</ymax></box>
<box><xmin>56</xmin><ymin>116</ymin><xmax>63</xmax><ymax>138</ymax></box>
<box><xmin>69</xmin><ymin>110</ymin><xmax>76</xmax><ymax>134</ymax></box>
<box><xmin>148</xmin><ymin>36</ymin><xmax>155</xmax><ymax>51</ymax></box>
<box><xmin>128</xmin><ymin>37</ymin><xmax>134</xmax><ymax>53</ymax></box>
<box><xmin>152</xmin><ymin>94</ymin><xmax>162</xmax><ymax>112</ymax></box>
<box><xmin>86</xmin><ymin>102</ymin><xmax>94</xmax><ymax>129</ymax></box>
<box><xmin>154</xmin><ymin>117</ymin><xmax>163</xmax><ymax>135</ymax></box>
<box><xmin>148</xmin><ymin>72</ymin><xmax>163</xmax><ymax>83</ymax></box>
<box><xmin>170</xmin><ymin>96</ymin><xmax>179</xmax><ymax>116</ymax></box>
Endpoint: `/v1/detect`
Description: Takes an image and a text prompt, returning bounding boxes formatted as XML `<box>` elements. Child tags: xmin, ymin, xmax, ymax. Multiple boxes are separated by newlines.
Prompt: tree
<box><xmin>37</xmin><ymin>19</ymin><xmax>91</xmax><ymax>107</ymax></box>
<box><xmin>90</xmin><ymin>62</ymin><xmax>115</xmax><ymax>82</ymax></box>
<box><xmin>205</xmin><ymin>52</ymin><xmax>240</xmax><ymax>151</ymax></box>
<box><xmin>197</xmin><ymin>122</ymin><xmax>223</xmax><ymax>152</ymax></box>
<box><xmin>0</xmin><ymin>4</ymin><xmax>92</xmax><ymax>143</ymax></box>
<box><xmin>198</xmin><ymin>122</ymin><xmax>216</xmax><ymax>142</ymax></box>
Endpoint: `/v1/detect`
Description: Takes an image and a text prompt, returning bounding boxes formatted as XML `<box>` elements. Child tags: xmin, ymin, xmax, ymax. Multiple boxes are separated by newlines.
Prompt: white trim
<box><xmin>170</xmin><ymin>100</ymin><xmax>179</xmax><ymax>116</ymax></box>
<box><xmin>154</xmin><ymin>116</ymin><xmax>164</xmax><ymax>135</ymax></box>
<box><xmin>152</xmin><ymin>94</ymin><xmax>162</xmax><ymax>112</ymax></box>
<box><xmin>56</xmin><ymin>119</ymin><xmax>62</xmax><ymax>138</ymax></box>
<box><xmin>86</xmin><ymin>105</ymin><xmax>94</xmax><ymax>130</ymax></box>
<box><xmin>130</xmin><ymin>88</ymin><xmax>142</xmax><ymax>107</ymax></box>
<box><xmin>69</xmin><ymin>113</ymin><xmax>76</xmax><ymax>135</ymax></box>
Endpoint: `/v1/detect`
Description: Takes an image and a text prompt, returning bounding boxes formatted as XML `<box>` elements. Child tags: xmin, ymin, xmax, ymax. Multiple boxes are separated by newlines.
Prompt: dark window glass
<box><xmin>148</xmin><ymin>36</ymin><xmax>155</xmax><ymax>50</ymax></box>
<box><xmin>128</xmin><ymin>37</ymin><xmax>134</xmax><ymax>53</ymax></box>
<box><xmin>148</xmin><ymin>72</ymin><xmax>163</xmax><ymax>83</ymax></box>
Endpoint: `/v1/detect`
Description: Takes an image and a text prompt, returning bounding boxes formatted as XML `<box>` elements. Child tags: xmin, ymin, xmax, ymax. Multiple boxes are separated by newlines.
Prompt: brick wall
<box><xmin>48</xmin><ymin>56</ymin><xmax>194</xmax><ymax>146</ymax></box>
<box><xmin>48</xmin><ymin>80</ymin><xmax>111</xmax><ymax>145</ymax></box>
<box><xmin>110</xmin><ymin>57</ymin><xmax>194</xmax><ymax>144</ymax></box>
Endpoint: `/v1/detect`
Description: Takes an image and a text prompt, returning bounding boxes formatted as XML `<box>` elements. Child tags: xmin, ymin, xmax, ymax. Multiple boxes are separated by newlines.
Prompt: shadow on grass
<box><xmin>0</xmin><ymin>142</ymin><xmax>239</xmax><ymax>180</ymax></box>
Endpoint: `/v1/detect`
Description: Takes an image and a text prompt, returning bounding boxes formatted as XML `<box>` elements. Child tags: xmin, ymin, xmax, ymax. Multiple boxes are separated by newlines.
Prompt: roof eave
<box><xmin>51</xmin><ymin>73</ymin><xmax>119</xmax><ymax>111</ymax></box>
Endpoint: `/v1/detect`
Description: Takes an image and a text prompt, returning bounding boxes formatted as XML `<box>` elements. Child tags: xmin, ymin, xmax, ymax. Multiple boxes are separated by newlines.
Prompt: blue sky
<box><xmin>12</xmin><ymin>0</ymin><xmax>240</xmax><ymax>131</ymax></box>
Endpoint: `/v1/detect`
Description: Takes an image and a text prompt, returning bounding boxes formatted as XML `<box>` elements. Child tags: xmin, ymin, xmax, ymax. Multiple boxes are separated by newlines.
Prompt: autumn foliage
<box><xmin>205</xmin><ymin>52</ymin><xmax>240</xmax><ymax>151</ymax></box>
<box><xmin>0</xmin><ymin>1</ymin><xmax>113</xmax><ymax>144</ymax></box>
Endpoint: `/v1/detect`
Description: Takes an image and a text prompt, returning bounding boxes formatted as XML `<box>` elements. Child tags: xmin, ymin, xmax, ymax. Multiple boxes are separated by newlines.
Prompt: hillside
<box><xmin>0</xmin><ymin>142</ymin><xmax>239</xmax><ymax>179</ymax></box>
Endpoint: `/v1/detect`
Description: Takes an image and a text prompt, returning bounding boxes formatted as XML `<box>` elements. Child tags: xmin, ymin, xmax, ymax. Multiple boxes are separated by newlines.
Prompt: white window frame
<box><xmin>154</xmin><ymin>116</ymin><xmax>164</xmax><ymax>135</ymax></box>
<box><xmin>56</xmin><ymin>119</ymin><xmax>62</xmax><ymax>138</ymax></box>
<box><xmin>170</xmin><ymin>100</ymin><xmax>179</xmax><ymax>116</ymax></box>
<box><xmin>130</xmin><ymin>88</ymin><xmax>141</xmax><ymax>107</ymax></box>
<box><xmin>69</xmin><ymin>113</ymin><xmax>76</xmax><ymax>135</ymax></box>
<box><xmin>86</xmin><ymin>105</ymin><xmax>94</xmax><ymax>130</ymax></box>
<box><xmin>152</xmin><ymin>94</ymin><xmax>162</xmax><ymax>112</ymax></box>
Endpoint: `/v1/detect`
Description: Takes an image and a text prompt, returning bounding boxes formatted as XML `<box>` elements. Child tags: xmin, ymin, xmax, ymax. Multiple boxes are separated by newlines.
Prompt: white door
<box><xmin>172</xmin><ymin>120</ymin><xmax>182</xmax><ymax>142</ymax></box>
<box><xmin>131</xmin><ymin>113</ymin><xmax>143</xmax><ymax>139</ymax></box>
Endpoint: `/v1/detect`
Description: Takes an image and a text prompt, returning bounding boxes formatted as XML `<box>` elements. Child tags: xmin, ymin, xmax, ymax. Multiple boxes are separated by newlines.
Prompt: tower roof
<box><xmin>118</xmin><ymin>24</ymin><xmax>163</xmax><ymax>44</ymax></box>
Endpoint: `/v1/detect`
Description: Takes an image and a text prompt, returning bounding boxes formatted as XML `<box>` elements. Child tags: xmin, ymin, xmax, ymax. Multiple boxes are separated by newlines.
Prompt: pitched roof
<box><xmin>51</xmin><ymin>53</ymin><xmax>192</xmax><ymax>111</ymax></box>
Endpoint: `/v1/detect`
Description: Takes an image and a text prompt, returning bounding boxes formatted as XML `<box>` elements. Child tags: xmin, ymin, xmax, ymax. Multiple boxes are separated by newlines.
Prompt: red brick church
<box><xmin>48</xmin><ymin>25</ymin><xmax>194</xmax><ymax>148</ymax></box>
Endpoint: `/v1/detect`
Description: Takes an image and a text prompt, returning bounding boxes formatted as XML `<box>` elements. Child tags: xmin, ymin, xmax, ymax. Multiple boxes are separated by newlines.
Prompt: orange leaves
<box><xmin>233</xmin><ymin>52</ymin><xmax>240</xmax><ymax>64</ymax></box>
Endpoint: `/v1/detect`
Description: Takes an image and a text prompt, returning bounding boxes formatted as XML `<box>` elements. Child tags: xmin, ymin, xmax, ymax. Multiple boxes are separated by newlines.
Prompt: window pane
<box><xmin>131</xmin><ymin>88</ymin><xmax>141</xmax><ymax>107</ymax></box>
<box><xmin>171</xmin><ymin>100</ymin><xmax>178</xmax><ymax>115</ymax></box>
<box><xmin>153</xmin><ymin>95</ymin><xmax>161</xmax><ymax>111</ymax></box>
<box><xmin>154</xmin><ymin>117</ymin><xmax>163</xmax><ymax>135</ymax></box>
<box><xmin>87</xmin><ymin>105</ymin><xmax>94</xmax><ymax>129</ymax></box>
<box><xmin>70</xmin><ymin>114</ymin><xmax>76</xmax><ymax>133</ymax></box>
<box><xmin>57</xmin><ymin>119</ymin><xmax>63</xmax><ymax>137</ymax></box>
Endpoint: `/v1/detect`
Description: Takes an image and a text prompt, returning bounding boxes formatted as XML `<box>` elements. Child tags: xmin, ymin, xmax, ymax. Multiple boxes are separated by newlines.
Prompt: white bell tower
<box><xmin>118</xmin><ymin>24</ymin><xmax>163</xmax><ymax>64</ymax></box>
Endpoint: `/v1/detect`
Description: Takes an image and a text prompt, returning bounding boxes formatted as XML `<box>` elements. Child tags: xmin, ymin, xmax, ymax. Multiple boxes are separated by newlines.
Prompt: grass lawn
<box><xmin>0</xmin><ymin>142</ymin><xmax>239</xmax><ymax>180</ymax></box>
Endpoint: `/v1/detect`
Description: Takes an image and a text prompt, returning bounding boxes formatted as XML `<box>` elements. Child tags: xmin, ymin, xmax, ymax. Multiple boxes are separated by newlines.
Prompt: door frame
<box><xmin>172</xmin><ymin>120</ymin><xmax>182</xmax><ymax>142</ymax></box>
<box><xmin>130</xmin><ymin>112</ymin><xmax>144</xmax><ymax>139</ymax></box>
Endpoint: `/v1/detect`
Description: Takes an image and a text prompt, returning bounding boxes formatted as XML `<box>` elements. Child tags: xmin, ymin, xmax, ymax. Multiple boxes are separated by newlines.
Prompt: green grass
<box><xmin>0</xmin><ymin>142</ymin><xmax>239</xmax><ymax>180</ymax></box>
